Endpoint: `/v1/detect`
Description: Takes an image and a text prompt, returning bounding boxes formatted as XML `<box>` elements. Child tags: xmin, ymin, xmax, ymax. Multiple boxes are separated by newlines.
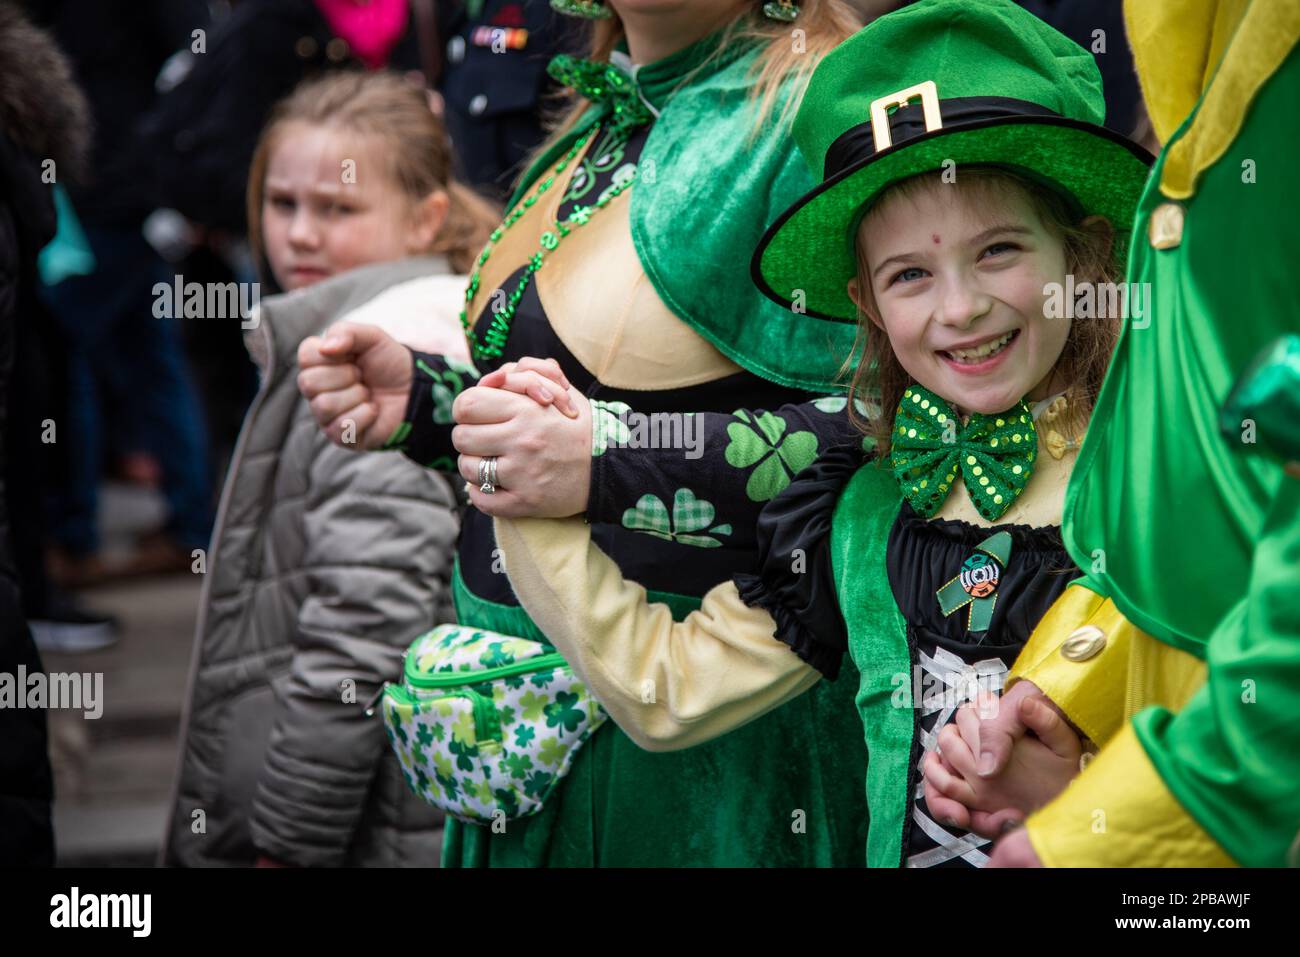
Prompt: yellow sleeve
<box><xmin>493</xmin><ymin>515</ymin><xmax>821</xmax><ymax>752</ymax></box>
<box><xmin>1007</xmin><ymin>583</ymin><xmax>1137</xmax><ymax>747</ymax></box>
<box><xmin>1025</xmin><ymin>722</ymin><xmax>1236</xmax><ymax>867</ymax></box>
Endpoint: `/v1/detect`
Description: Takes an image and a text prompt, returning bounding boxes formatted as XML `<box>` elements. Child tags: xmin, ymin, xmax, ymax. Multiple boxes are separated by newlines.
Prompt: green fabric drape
<box><xmin>1060</xmin><ymin>50</ymin><xmax>1294</xmax><ymax>658</ymax></box>
<box><xmin>1065</xmin><ymin>22</ymin><xmax>1300</xmax><ymax>863</ymax></box>
<box><xmin>830</xmin><ymin>463</ymin><xmax>911</xmax><ymax>868</ymax></box>
<box><xmin>1134</xmin><ymin>480</ymin><xmax>1300</xmax><ymax>867</ymax></box>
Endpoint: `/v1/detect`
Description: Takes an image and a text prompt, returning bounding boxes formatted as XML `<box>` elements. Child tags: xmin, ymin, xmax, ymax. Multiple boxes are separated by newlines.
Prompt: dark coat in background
<box><xmin>135</xmin><ymin>0</ymin><xmax>422</xmax><ymax>235</ymax></box>
<box><xmin>0</xmin><ymin>0</ymin><xmax>90</xmax><ymax>867</ymax></box>
<box><xmin>26</xmin><ymin>0</ymin><xmax>210</xmax><ymax>228</ymax></box>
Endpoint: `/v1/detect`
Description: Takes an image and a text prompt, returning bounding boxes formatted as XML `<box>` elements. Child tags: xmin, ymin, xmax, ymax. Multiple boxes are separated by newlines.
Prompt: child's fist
<box><xmin>298</xmin><ymin>322</ymin><xmax>414</xmax><ymax>449</ymax></box>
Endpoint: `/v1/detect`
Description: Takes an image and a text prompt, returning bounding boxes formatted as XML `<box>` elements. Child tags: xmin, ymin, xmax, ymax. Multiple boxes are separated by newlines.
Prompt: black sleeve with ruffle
<box><xmin>734</xmin><ymin>442</ymin><xmax>870</xmax><ymax>681</ymax></box>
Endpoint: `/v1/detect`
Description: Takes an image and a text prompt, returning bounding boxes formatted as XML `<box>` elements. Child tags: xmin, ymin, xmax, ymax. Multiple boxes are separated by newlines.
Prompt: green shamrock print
<box><xmin>432</xmin><ymin>751</ymin><xmax>455</xmax><ymax>782</ymax></box>
<box><xmin>416</xmin><ymin>356</ymin><xmax>479</xmax><ymax>426</ymax></box>
<box><xmin>450</xmin><ymin>710</ymin><xmax>477</xmax><ymax>746</ymax></box>
<box><xmin>388</xmin><ymin>705</ymin><xmax>408</xmax><ymax>745</ymax></box>
<box><xmin>479</xmin><ymin>641</ymin><xmax>516</xmax><ymax>669</ymax></box>
<box><xmin>621</xmin><ymin>488</ymin><xmax>733</xmax><ymax>548</ymax></box>
<box><xmin>504</xmin><ymin>752</ymin><xmax>534</xmax><ymax>780</ymax></box>
<box><xmin>448</xmin><ymin>737</ymin><xmax>477</xmax><ymax>772</ymax></box>
<box><xmin>523</xmin><ymin>770</ymin><xmax>554</xmax><ymax>799</ymax></box>
<box><xmin>591</xmin><ymin>399</ymin><xmax>632</xmax><ymax>457</ymax></box>
<box><xmin>513</xmin><ymin>724</ymin><xmax>536</xmax><ymax>748</ymax></box>
<box><xmin>495</xmin><ymin>788</ymin><xmax>520</xmax><ymax>817</ymax></box>
<box><xmin>519</xmin><ymin>690</ymin><xmax>548</xmax><ymax>722</ymax></box>
<box><xmin>724</xmin><ymin>409</ymin><xmax>818</xmax><ymax>501</ymax></box>
<box><xmin>544</xmin><ymin>691</ymin><xmax>584</xmax><ymax>734</ymax></box>
<box><xmin>538</xmin><ymin>736</ymin><xmax>565</xmax><ymax>768</ymax></box>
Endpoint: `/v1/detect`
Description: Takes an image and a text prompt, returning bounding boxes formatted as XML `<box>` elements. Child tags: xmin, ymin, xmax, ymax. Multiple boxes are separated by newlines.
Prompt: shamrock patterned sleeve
<box><xmin>587</xmin><ymin>395</ymin><xmax>869</xmax><ymax>551</ymax></box>
<box><xmin>384</xmin><ymin>350</ymin><xmax>482</xmax><ymax>474</ymax></box>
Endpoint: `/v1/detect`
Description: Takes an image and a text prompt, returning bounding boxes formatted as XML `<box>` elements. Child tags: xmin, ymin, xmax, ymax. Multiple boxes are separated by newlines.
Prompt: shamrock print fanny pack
<box><xmin>378</xmin><ymin>625</ymin><xmax>607</xmax><ymax>825</ymax></box>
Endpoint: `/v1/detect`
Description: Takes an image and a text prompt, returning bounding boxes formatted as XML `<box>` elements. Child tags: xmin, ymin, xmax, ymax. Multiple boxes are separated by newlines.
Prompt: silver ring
<box><xmin>478</xmin><ymin>456</ymin><xmax>498</xmax><ymax>495</ymax></box>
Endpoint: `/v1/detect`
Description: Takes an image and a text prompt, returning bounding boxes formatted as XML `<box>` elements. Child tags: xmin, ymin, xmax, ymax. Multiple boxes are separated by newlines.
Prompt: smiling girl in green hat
<box><xmin>489</xmin><ymin>0</ymin><xmax>1154</xmax><ymax>866</ymax></box>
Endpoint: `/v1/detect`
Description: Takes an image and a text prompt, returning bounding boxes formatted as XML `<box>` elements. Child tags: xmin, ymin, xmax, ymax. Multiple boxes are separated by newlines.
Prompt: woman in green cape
<box><xmin>298</xmin><ymin>0</ymin><xmax>875</xmax><ymax>866</ymax></box>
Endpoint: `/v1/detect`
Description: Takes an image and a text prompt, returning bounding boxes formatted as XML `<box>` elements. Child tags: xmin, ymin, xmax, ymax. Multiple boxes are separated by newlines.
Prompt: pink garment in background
<box><xmin>313</xmin><ymin>0</ymin><xmax>410</xmax><ymax>69</ymax></box>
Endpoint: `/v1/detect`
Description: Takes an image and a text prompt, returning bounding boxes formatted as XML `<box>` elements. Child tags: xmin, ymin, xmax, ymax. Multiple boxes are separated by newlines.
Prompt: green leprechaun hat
<box><xmin>752</xmin><ymin>0</ymin><xmax>1153</xmax><ymax>322</ymax></box>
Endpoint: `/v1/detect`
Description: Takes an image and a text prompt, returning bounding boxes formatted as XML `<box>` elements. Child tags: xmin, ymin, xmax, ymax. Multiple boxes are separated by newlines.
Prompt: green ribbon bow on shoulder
<box><xmin>546</xmin><ymin>54</ymin><xmax>655</xmax><ymax>139</ymax></box>
<box><xmin>937</xmin><ymin>531</ymin><xmax>1012</xmax><ymax>635</ymax></box>
<box><xmin>889</xmin><ymin>385</ymin><xmax>1037</xmax><ymax>522</ymax></box>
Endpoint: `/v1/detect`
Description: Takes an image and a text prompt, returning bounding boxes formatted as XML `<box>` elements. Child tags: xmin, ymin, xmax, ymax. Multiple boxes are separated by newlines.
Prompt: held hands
<box><xmin>923</xmin><ymin>682</ymin><xmax>1083</xmax><ymax>839</ymax></box>
<box><xmin>986</xmin><ymin>827</ymin><xmax>1044</xmax><ymax>868</ymax></box>
<box><xmin>297</xmin><ymin>322</ymin><xmax>414</xmax><ymax>449</ymax></box>
<box><xmin>453</xmin><ymin>357</ymin><xmax>594</xmax><ymax>517</ymax></box>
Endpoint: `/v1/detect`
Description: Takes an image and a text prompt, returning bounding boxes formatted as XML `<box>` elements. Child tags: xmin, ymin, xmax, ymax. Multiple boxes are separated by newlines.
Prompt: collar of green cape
<box><xmin>889</xmin><ymin>383</ymin><xmax>1039</xmax><ymax>523</ymax></box>
<box><xmin>506</xmin><ymin>30</ymin><xmax>857</xmax><ymax>394</ymax></box>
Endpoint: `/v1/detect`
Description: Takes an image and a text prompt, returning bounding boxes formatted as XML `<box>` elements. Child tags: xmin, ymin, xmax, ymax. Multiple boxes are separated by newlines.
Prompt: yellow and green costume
<box><xmin>1017</xmin><ymin>0</ymin><xmax>1300</xmax><ymax>868</ymax></box>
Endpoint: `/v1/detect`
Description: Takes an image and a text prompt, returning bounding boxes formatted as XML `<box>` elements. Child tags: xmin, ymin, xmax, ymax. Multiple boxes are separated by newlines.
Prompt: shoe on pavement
<box><xmin>29</xmin><ymin>605</ymin><xmax>121</xmax><ymax>654</ymax></box>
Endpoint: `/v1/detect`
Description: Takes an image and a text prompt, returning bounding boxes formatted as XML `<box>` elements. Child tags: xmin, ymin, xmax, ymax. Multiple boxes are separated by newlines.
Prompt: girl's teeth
<box><xmin>949</xmin><ymin>332</ymin><xmax>1013</xmax><ymax>363</ymax></box>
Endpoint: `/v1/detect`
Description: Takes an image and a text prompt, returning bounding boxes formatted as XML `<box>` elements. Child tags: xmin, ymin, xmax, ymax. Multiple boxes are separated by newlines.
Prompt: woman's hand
<box><xmin>923</xmin><ymin>690</ymin><xmax>1084</xmax><ymax>838</ymax></box>
<box><xmin>452</xmin><ymin>382</ymin><xmax>593</xmax><ymax>517</ymax></box>
<box><xmin>298</xmin><ymin>322</ymin><xmax>413</xmax><ymax>449</ymax></box>
<box><xmin>477</xmin><ymin>356</ymin><xmax>578</xmax><ymax>417</ymax></box>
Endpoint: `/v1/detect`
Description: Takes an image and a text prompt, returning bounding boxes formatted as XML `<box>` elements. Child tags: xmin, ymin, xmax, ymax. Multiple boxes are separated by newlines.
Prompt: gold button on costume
<box><xmin>1148</xmin><ymin>201</ymin><xmax>1185</xmax><ymax>249</ymax></box>
<box><xmin>1061</xmin><ymin>625</ymin><xmax>1107</xmax><ymax>661</ymax></box>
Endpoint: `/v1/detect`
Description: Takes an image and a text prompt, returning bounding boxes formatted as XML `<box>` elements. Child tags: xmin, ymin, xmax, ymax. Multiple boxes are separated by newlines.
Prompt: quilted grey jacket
<box><xmin>162</xmin><ymin>257</ymin><xmax>466</xmax><ymax>867</ymax></box>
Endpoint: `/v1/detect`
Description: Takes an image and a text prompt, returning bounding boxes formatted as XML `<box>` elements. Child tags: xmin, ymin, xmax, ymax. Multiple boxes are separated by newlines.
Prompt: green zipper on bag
<box><xmin>383</xmin><ymin>682</ymin><xmax>505</xmax><ymax>746</ymax></box>
<box><xmin>403</xmin><ymin>651</ymin><xmax>568</xmax><ymax>689</ymax></box>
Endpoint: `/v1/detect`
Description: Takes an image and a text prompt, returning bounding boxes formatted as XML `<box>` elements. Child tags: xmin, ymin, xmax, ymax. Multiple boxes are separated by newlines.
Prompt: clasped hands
<box><xmin>296</xmin><ymin>322</ymin><xmax>593</xmax><ymax>517</ymax></box>
<box><xmin>924</xmin><ymin>679</ymin><xmax>1091</xmax><ymax>867</ymax></box>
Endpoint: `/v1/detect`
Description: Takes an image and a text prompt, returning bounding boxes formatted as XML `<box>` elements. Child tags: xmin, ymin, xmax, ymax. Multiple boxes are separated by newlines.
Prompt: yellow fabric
<box><xmin>1026</xmin><ymin>723</ymin><xmax>1236</xmax><ymax>867</ymax></box>
<box><xmin>1009</xmin><ymin>584</ymin><xmax>1205</xmax><ymax>747</ymax></box>
<box><xmin>1125</xmin><ymin>0</ymin><xmax>1300</xmax><ymax>197</ymax></box>
<box><xmin>492</xmin><ymin>515</ymin><xmax>821</xmax><ymax>750</ymax></box>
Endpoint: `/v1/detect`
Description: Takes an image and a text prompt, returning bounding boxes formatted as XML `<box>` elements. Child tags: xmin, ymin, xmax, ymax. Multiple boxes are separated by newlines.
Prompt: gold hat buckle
<box><xmin>869</xmin><ymin>80</ymin><xmax>942</xmax><ymax>153</ymax></box>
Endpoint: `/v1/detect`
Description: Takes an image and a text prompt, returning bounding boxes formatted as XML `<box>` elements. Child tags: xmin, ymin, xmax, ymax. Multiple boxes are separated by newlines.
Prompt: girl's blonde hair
<box><xmin>528</xmin><ymin>0</ymin><xmax>868</xmax><ymax>180</ymax></box>
<box><xmin>846</xmin><ymin>167</ymin><xmax>1121</xmax><ymax>455</ymax></box>
<box><xmin>247</xmin><ymin>71</ymin><xmax>500</xmax><ymax>276</ymax></box>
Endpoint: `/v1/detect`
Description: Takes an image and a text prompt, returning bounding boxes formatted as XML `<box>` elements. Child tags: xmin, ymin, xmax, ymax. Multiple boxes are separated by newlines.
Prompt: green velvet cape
<box><xmin>507</xmin><ymin>33</ymin><xmax>858</xmax><ymax>393</ymax></box>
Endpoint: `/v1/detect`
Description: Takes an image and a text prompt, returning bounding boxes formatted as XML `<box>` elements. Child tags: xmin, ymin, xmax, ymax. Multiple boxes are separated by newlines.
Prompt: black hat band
<box><xmin>824</xmin><ymin>96</ymin><xmax>1064</xmax><ymax>179</ymax></box>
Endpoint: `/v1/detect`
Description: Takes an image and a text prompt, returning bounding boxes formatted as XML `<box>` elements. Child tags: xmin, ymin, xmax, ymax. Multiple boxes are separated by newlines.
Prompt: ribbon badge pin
<box><xmin>937</xmin><ymin>531</ymin><xmax>1011</xmax><ymax>636</ymax></box>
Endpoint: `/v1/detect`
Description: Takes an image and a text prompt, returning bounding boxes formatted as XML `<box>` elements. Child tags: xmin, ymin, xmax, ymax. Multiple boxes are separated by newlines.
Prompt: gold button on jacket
<box><xmin>1060</xmin><ymin>625</ymin><xmax>1107</xmax><ymax>661</ymax></box>
<box><xmin>1148</xmin><ymin>201</ymin><xmax>1185</xmax><ymax>249</ymax></box>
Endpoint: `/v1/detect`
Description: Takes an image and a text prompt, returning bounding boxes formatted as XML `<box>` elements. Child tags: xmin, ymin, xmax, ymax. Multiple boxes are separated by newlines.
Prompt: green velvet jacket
<box><xmin>1061</xmin><ymin>23</ymin><xmax>1300</xmax><ymax>867</ymax></box>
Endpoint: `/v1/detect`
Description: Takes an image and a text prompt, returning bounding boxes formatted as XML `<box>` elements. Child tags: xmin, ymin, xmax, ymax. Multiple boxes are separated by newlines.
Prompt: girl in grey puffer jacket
<box><xmin>162</xmin><ymin>72</ymin><xmax>498</xmax><ymax>867</ymax></box>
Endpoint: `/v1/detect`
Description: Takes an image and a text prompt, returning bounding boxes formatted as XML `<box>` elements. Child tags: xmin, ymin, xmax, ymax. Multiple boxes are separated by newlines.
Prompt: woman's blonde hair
<box><xmin>845</xmin><ymin>167</ymin><xmax>1121</xmax><ymax>455</ymax></box>
<box><xmin>247</xmin><ymin>71</ymin><xmax>500</xmax><ymax>276</ymax></box>
<box><xmin>527</xmin><ymin>0</ymin><xmax>868</xmax><ymax>182</ymax></box>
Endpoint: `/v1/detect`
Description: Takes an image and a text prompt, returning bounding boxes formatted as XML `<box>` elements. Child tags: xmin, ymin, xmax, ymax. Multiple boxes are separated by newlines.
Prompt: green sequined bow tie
<box><xmin>547</xmin><ymin>54</ymin><xmax>655</xmax><ymax>139</ymax></box>
<box><xmin>889</xmin><ymin>385</ymin><xmax>1037</xmax><ymax>522</ymax></box>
